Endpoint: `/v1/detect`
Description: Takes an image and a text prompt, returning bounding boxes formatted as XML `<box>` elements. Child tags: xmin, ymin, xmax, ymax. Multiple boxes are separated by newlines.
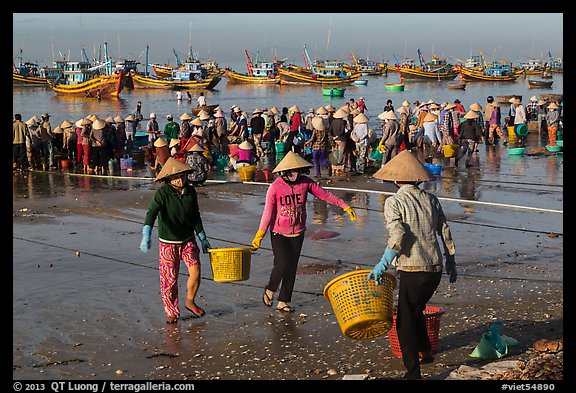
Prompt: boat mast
<box><xmin>244</xmin><ymin>50</ymin><xmax>254</xmax><ymax>76</ymax></box>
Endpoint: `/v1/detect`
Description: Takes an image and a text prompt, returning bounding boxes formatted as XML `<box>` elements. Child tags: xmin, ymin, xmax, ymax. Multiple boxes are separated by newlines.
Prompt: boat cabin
<box><xmin>251</xmin><ymin>62</ymin><xmax>275</xmax><ymax>77</ymax></box>
<box><xmin>464</xmin><ymin>55</ymin><xmax>482</xmax><ymax>69</ymax></box>
<box><xmin>311</xmin><ymin>60</ymin><xmax>347</xmax><ymax>78</ymax></box>
<box><xmin>59</xmin><ymin>61</ymin><xmax>99</xmax><ymax>85</ymax></box>
<box><xmin>172</xmin><ymin>61</ymin><xmax>207</xmax><ymax>81</ymax></box>
<box><xmin>484</xmin><ymin>61</ymin><xmax>514</xmax><ymax>77</ymax></box>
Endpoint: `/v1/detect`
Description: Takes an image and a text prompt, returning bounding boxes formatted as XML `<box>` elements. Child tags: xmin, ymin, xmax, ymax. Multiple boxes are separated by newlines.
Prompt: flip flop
<box><xmin>276</xmin><ymin>304</ymin><xmax>295</xmax><ymax>313</ymax></box>
<box><xmin>262</xmin><ymin>289</ymin><xmax>273</xmax><ymax>307</ymax></box>
<box><xmin>185</xmin><ymin>305</ymin><xmax>205</xmax><ymax>318</ymax></box>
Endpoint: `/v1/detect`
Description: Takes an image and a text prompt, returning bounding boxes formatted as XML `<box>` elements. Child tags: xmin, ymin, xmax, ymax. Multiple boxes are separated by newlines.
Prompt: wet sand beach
<box><xmin>12</xmin><ymin>158</ymin><xmax>563</xmax><ymax>382</ymax></box>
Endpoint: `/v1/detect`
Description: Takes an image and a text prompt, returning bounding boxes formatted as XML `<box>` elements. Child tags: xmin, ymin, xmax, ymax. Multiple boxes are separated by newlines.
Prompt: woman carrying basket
<box><xmin>139</xmin><ymin>158</ymin><xmax>213</xmax><ymax>324</ymax></box>
<box><xmin>251</xmin><ymin>151</ymin><xmax>357</xmax><ymax>313</ymax></box>
<box><xmin>367</xmin><ymin>150</ymin><xmax>457</xmax><ymax>380</ymax></box>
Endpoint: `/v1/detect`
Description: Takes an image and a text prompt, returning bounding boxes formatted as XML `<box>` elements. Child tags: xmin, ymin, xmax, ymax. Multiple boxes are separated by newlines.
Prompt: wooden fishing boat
<box><xmin>322</xmin><ymin>87</ymin><xmax>345</xmax><ymax>97</ymax></box>
<box><xmin>13</xmin><ymin>50</ymin><xmax>49</xmax><ymax>86</ymax></box>
<box><xmin>226</xmin><ymin>50</ymin><xmax>281</xmax><ymax>84</ymax></box>
<box><xmin>226</xmin><ymin>69</ymin><xmax>280</xmax><ymax>84</ymax></box>
<box><xmin>48</xmin><ymin>59</ymin><xmax>129</xmax><ymax>98</ymax></box>
<box><xmin>350</xmin><ymin>52</ymin><xmax>386</xmax><ymax>75</ymax></box>
<box><xmin>447</xmin><ymin>81</ymin><xmax>466</xmax><ymax>90</ymax></box>
<box><xmin>497</xmin><ymin>95</ymin><xmax>522</xmax><ymax>105</ymax></box>
<box><xmin>353</xmin><ymin>79</ymin><xmax>368</xmax><ymax>86</ymax></box>
<box><xmin>191</xmin><ymin>104</ymin><xmax>219</xmax><ymax>116</ymax></box>
<box><xmin>457</xmin><ymin>64</ymin><xmax>517</xmax><ymax>82</ymax></box>
<box><xmin>527</xmin><ymin>79</ymin><xmax>553</xmax><ymax>88</ymax></box>
<box><xmin>133</xmin><ymin>74</ymin><xmax>221</xmax><ymax>90</ymax></box>
<box><xmin>540</xmin><ymin>93</ymin><xmax>562</xmax><ymax>103</ymax></box>
<box><xmin>395</xmin><ymin>49</ymin><xmax>458</xmax><ymax>81</ymax></box>
<box><xmin>13</xmin><ymin>72</ymin><xmax>48</xmax><ymax>86</ymax></box>
<box><xmin>278</xmin><ymin>67</ymin><xmax>362</xmax><ymax>85</ymax></box>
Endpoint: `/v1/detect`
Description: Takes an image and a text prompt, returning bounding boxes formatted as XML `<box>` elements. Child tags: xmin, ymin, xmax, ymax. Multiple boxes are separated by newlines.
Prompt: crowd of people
<box><xmin>13</xmin><ymin>94</ymin><xmax>563</xmax><ymax>178</ymax></box>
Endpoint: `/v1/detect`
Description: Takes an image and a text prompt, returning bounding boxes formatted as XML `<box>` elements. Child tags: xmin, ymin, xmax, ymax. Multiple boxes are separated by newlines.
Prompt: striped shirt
<box><xmin>384</xmin><ymin>184</ymin><xmax>455</xmax><ymax>272</ymax></box>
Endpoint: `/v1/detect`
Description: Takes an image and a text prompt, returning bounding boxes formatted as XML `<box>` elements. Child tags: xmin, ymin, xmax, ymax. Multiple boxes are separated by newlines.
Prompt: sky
<box><xmin>13</xmin><ymin>13</ymin><xmax>564</xmax><ymax>69</ymax></box>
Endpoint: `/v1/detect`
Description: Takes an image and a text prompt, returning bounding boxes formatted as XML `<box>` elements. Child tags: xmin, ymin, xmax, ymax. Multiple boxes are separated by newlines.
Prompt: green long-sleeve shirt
<box><xmin>144</xmin><ymin>183</ymin><xmax>205</xmax><ymax>243</ymax></box>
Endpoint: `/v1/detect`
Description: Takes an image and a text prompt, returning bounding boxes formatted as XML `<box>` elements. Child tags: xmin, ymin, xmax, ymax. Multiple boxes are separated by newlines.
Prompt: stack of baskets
<box><xmin>323</xmin><ymin>270</ymin><xmax>396</xmax><ymax>340</ymax></box>
<box><xmin>237</xmin><ymin>165</ymin><xmax>256</xmax><ymax>182</ymax></box>
<box><xmin>207</xmin><ymin>247</ymin><xmax>252</xmax><ymax>282</ymax></box>
<box><xmin>387</xmin><ymin>306</ymin><xmax>445</xmax><ymax>357</ymax></box>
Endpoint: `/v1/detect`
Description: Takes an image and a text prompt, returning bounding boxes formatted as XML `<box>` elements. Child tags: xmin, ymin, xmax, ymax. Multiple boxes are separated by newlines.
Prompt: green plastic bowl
<box><xmin>556</xmin><ymin>140</ymin><xmax>563</xmax><ymax>148</ymax></box>
<box><xmin>507</xmin><ymin>147</ymin><xmax>526</xmax><ymax>155</ymax></box>
<box><xmin>545</xmin><ymin>145</ymin><xmax>562</xmax><ymax>153</ymax></box>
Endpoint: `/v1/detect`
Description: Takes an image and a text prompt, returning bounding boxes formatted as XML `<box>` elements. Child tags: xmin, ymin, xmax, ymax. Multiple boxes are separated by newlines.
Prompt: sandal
<box><xmin>262</xmin><ymin>289</ymin><xmax>273</xmax><ymax>307</ymax></box>
<box><xmin>185</xmin><ymin>305</ymin><xmax>205</xmax><ymax>318</ymax></box>
<box><xmin>276</xmin><ymin>304</ymin><xmax>295</xmax><ymax>313</ymax></box>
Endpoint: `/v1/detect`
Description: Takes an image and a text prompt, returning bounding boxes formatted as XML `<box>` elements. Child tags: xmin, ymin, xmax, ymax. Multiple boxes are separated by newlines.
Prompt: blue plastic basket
<box><xmin>423</xmin><ymin>163</ymin><xmax>442</xmax><ymax>175</ymax></box>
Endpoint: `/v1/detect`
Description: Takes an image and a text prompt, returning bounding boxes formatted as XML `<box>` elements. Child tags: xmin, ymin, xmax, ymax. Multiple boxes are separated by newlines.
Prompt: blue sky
<box><xmin>13</xmin><ymin>13</ymin><xmax>563</xmax><ymax>69</ymax></box>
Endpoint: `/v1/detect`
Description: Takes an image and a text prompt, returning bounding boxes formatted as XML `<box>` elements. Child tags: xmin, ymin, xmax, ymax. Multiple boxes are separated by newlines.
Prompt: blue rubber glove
<box><xmin>140</xmin><ymin>225</ymin><xmax>151</xmax><ymax>253</ymax></box>
<box><xmin>197</xmin><ymin>231</ymin><xmax>212</xmax><ymax>254</ymax></box>
<box><xmin>367</xmin><ymin>247</ymin><xmax>398</xmax><ymax>284</ymax></box>
<box><xmin>445</xmin><ymin>253</ymin><xmax>457</xmax><ymax>283</ymax></box>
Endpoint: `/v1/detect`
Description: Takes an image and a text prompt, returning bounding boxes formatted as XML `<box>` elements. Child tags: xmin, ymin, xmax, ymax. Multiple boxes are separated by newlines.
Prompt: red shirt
<box><xmin>290</xmin><ymin>112</ymin><xmax>302</xmax><ymax>131</ymax></box>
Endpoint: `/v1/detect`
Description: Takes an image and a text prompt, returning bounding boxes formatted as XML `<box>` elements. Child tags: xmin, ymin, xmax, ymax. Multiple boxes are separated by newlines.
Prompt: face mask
<box><xmin>283</xmin><ymin>170</ymin><xmax>299</xmax><ymax>183</ymax></box>
<box><xmin>169</xmin><ymin>175</ymin><xmax>186</xmax><ymax>189</ymax></box>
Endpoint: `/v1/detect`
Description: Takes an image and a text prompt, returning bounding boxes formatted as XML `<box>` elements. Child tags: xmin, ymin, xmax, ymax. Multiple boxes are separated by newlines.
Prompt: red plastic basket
<box><xmin>387</xmin><ymin>306</ymin><xmax>444</xmax><ymax>357</ymax></box>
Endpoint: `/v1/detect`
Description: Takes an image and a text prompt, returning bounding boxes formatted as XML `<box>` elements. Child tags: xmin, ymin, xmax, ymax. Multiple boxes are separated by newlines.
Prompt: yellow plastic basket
<box><xmin>237</xmin><ymin>165</ymin><xmax>256</xmax><ymax>182</ymax></box>
<box><xmin>442</xmin><ymin>144</ymin><xmax>460</xmax><ymax>158</ymax></box>
<box><xmin>208</xmin><ymin>247</ymin><xmax>252</xmax><ymax>282</ymax></box>
<box><xmin>323</xmin><ymin>269</ymin><xmax>396</xmax><ymax>340</ymax></box>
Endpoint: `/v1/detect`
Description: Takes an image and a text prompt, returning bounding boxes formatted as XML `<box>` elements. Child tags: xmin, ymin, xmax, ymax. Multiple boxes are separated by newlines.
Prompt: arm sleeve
<box><xmin>384</xmin><ymin>197</ymin><xmax>405</xmax><ymax>250</ymax></box>
<box><xmin>191</xmin><ymin>187</ymin><xmax>205</xmax><ymax>235</ymax></box>
<box><xmin>258</xmin><ymin>184</ymin><xmax>277</xmax><ymax>233</ymax></box>
<box><xmin>143</xmin><ymin>189</ymin><xmax>163</xmax><ymax>229</ymax></box>
<box><xmin>308</xmin><ymin>180</ymin><xmax>349</xmax><ymax>209</ymax></box>
<box><xmin>432</xmin><ymin>195</ymin><xmax>456</xmax><ymax>256</ymax></box>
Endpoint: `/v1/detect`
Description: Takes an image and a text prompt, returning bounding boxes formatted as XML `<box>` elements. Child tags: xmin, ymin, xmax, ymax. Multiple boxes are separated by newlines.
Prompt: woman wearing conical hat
<box><xmin>284</xmin><ymin>105</ymin><xmax>303</xmax><ymax>154</ymax></box>
<box><xmin>378</xmin><ymin>110</ymin><xmax>400</xmax><ymax>166</ymax></box>
<box><xmin>368</xmin><ymin>150</ymin><xmax>456</xmax><ymax>379</ymax></box>
<box><xmin>304</xmin><ymin>116</ymin><xmax>332</xmax><ymax>180</ymax></box>
<box><xmin>545</xmin><ymin>102</ymin><xmax>560</xmax><ymax>146</ymax></box>
<box><xmin>468</xmin><ymin>102</ymin><xmax>486</xmax><ymax>152</ymax></box>
<box><xmin>251</xmin><ymin>151</ymin><xmax>357</xmax><ymax>313</ymax></box>
<box><xmin>139</xmin><ymin>157</ymin><xmax>213</xmax><ymax>323</ymax></box>
<box><xmin>413</xmin><ymin>112</ymin><xmax>442</xmax><ymax>159</ymax></box>
<box><xmin>456</xmin><ymin>110</ymin><xmax>483</xmax><ymax>168</ymax></box>
<box><xmin>185</xmin><ymin>143</ymin><xmax>210</xmax><ymax>186</ymax></box>
<box><xmin>487</xmin><ymin>101</ymin><xmax>508</xmax><ymax>146</ymax></box>
<box><xmin>230</xmin><ymin>140</ymin><xmax>257</xmax><ymax>170</ymax></box>
<box><xmin>60</xmin><ymin>119</ymin><xmax>77</xmax><ymax>163</ymax></box>
<box><xmin>327</xmin><ymin>108</ymin><xmax>349</xmax><ymax>176</ymax></box>
<box><xmin>350</xmin><ymin>113</ymin><xmax>370</xmax><ymax>174</ymax></box>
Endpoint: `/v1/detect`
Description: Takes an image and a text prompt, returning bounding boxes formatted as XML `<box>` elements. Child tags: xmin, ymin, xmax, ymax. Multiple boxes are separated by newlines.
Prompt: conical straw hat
<box><xmin>53</xmin><ymin>126</ymin><xmax>63</xmax><ymax>134</ymax></box>
<box><xmin>402</xmin><ymin>100</ymin><xmax>410</xmax><ymax>107</ymax></box>
<box><xmin>189</xmin><ymin>143</ymin><xmax>205</xmax><ymax>152</ymax></box>
<box><xmin>378</xmin><ymin>110</ymin><xmax>397</xmax><ymax>121</ymax></box>
<box><xmin>191</xmin><ymin>118</ymin><xmax>203</xmax><ymax>126</ymax></box>
<box><xmin>333</xmin><ymin>108</ymin><xmax>348</xmax><ymax>118</ymax></box>
<box><xmin>155</xmin><ymin>157</ymin><xmax>193</xmax><ymax>182</ymax></box>
<box><xmin>154</xmin><ymin>137</ymin><xmax>168</xmax><ymax>148</ymax></box>
<box><xmin>372</xmin><ymin>150</ymin><xmax>434</xmax><ymax>182</ymax></box>
<box><xmin>272</xmin><ymin>151</ymin><xmax>313</xmax><ymax>173</ymax></box>
<box><xmin>60</xmin><ymin>119</ymin><xmax>73</xmax><ymax>128</ymax></box>
<box><xmin>353</xmin><ymin>113</ymin><xmax>369</xmax><ymax>124</ymax></box>
<box><xmin>92</xmin><ymin>119</ymin><xmax>106</xmax><ymax>130</ymax></box>
<box><xmin>311</xmin><ymin>116</ymin><xmax>325</xmax><ymax>130</ymax></box>
<box><xmin>114</xmin><ymin>115</ymin><xmax>124</xmax><ymax>123</ymax></box>
<box><xmin>463</xmin><ymin>110</ymin><xmax>479</xmax><ymax>119</ymax></box>
<box><xmin>239</xmin><ymin>140</ymin><xmax>253</xmax><ymax>149</ymax></box>
<box><xmin>26</xmin><ymin>118</ymin><xmax>38</xmax><ymax>126</ymax></box>
<box><xmin>270</xmin><ymin>107</ymin><xmax>280</xmax><ymax>114</ymax></box>
<box><xmin>105</xmin><ymin>116</ymin><xmax>115</xmax><ymax>123</ymax></box>
<box><xmin>169</xmin><ymin>138</ymin><xmax>181</xmax><ymax>149</ymax></box>
<box><xmin>547</xmin><ymin>102</ymin><xmax>559</xmax><ymax>109</ymax></box>
<box><xmin>180</xmin><ymin>112</ymin><xmax>192</xmax><ymax>120</ymax></box>
<box><xmin>125</xmin><ymin>114</ymin><xmax>135</xmax><ymax>121</ymax></box>
<box><xmin>469</xmin><ymin>102</ymin><xmax>482</xmax><ymax>111</ymax></box>
<box><xmin>396</xmin><ymin>106</ymin><xmax>407</xmax><ymax>114</ymax></box>
<box><xmin>444</xmin><ymin>103</ymin><xmax>457</xmax><ymax>110</ymax></box>
<box><xmin>324</xmin><ymin>104</ymin><xmax>336</xmax><ymax>112</ymax></box>
<box><xmin>350</xmin><ymin>108</ymin><xmax>360</xmax><ymax>116</ymax></box>
<box><xmin>423</xmin><ymin>112</ymin><xmax>437</xmax><ymax>122</ymax></box>
<box><xmin>316</xmin><ymin>106</ymin><xmax>328</xmax><ymax>115</ymax></box>
<box><xmin>339</xmin><ymin>105</ymin><xmax>350</xmax><ymax>114</ymax></box>
<box><xmin>288</xmin><ymin>105</ymin><xmax>301</xmax><ymax>112</ymax></box>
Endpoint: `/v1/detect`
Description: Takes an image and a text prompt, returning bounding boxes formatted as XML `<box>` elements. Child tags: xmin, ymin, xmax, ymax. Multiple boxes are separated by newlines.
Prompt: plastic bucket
<box><xmin>120</xmin><ymin>157</ymin><xmax>133</xmax><ymax>169</ymax></box>
<box><xmin>208</xmin><ymin>247</ymin><xmax>252</xmax><ymax>282</ymax></box>
<box><xmin>275</xmin><ymin>141</ymin><xmax>285</xmax><ymax>153</ymax></box>
<box><xmin>323</xmin><ymin>270</ymin><xmax>396</xmax><ymax>340</ymax></box>
<box><xmin>387</xmin><ymin>306</ymin><xmax>445</xmax><ymax>357</ymax></box>
<box><xmin>442</xmin><ymin>144</ymin><xmax>459</xmax><ymax>158</ymax></box>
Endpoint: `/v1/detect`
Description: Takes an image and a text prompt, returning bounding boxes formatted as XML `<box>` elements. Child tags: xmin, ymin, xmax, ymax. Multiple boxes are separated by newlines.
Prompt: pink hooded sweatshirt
<box><xmin>258</xmin><ymin>175</ymin><xmax>350</xmax><ymax>235</ymax></box>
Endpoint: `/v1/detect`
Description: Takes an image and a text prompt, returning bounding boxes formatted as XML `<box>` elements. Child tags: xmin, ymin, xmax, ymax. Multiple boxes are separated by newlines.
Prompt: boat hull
<box><xmin>385</xmin><ymin>83</ymin><xmax>405</xmax><ymax>91</ymax></box>
<box><xmin>133</xmin><ymin>74</ymin><xmax>221</xmax><ymax>90</ymax></box>
<box><xmin>398</xmin><ymin>67</ymin><xmax>458</xmax><ymax>81</ymax></box>
<box><xmin>527</xmin><ymin>79</ymin><xmax>553</xmax><ymax>88</ymax></box>
<box><xmin>49</xmin><ymin>73</ymin><xmax>127</xmax><ymax>98</ymax></box>
<box><xmin>447</xmin><ymin>82</ymin><xmax>466</xmax><ymax>90</ymax></box>
<box><xmin>278</xmin><ymin>68</ymin><xmax>362</xmax><ymax>85</ymax></box>
<box><xmin>322</xmin><ymin>88</ymin><xmax>345</xmax><ymax>97</ymax></box>
<box><xmin>13</xmin><ymin>73</ymin><xmax>48</xmax><ymax>86</ymax></box>
<box><xmin>226</xmin><ymin>70</ymin><xmax>280</xmax><ymax>84</ymax></box>
<box><xmin>458</xmin><ymin>67</ymin><xmax>517</xmax><ymax>82</ymax></box>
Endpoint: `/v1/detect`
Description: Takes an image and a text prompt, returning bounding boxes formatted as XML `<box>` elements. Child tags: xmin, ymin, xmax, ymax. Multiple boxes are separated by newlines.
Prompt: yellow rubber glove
<box><xmin>344</xmin><ymin>206</ymin><xmax>357</xmax><ymax>221</ymax></box>
<box><xmin>251</xmin><ymin>229</ymin><xmax>266</xmax><ymax>250</ymax></box>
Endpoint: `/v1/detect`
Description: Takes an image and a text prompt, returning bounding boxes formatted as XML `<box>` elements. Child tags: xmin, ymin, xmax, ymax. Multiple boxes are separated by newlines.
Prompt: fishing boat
<box><xmin>191</xmin><ymin>104</ymin><xmax>219</xmax><ymax>116</ymax></box>
<box><xmin>132</xmin><ymin>73</ymin><xmax>222</xmax><ymax>90</ymax></box>
<box><xmin>353</xmin><ymin>79</ymin><xmax>368</xmax><ymax>86</ymax></box>
<box><xmin>13</xmin><ymin>49</ymin><xmax>48</xmax><ymax>86</ymax></box>
<box><xmin>527</xmin><ymin>79</ymin><xmax>553</xmax><ymax>88</ymax></box>
<box><xmin>447</xmin><ymin>81</ymin><xmax>466</xmax><ymax>90</ymax></box>
<box><xmin>278</xmin><ymin>45</ymin><xmax>362</xmax><ymax>85</ymax></box>
<box><xmin>322</xmin><ymin>87</ymin><xmax>345</xmax><ymax>97</ymax></box>
<box><xmin>393</xmin><ymin>49</ymin><xmax>458</xmax><ymax>81</ymax></box>
<box><xmin>48</xmin><ymin>59</ymin><xmax>130</xmax><ymax>98</ymax></box>
<box><xmin>350</xmin><ymin>52</ymin><xmax>386</xmax><ymax>75</ymax></box>
<box><xmin>497</xmin><ymin>95</ymin><xmax>522</xmax><ymax>105</ymax></box>
<box><xmin>457</xmin><ymin>51</ymin><xmax>518</xmax><ymax>82</ymax></box>
<box><xmin>225</xmin><ymin>50</ymin><xmax>280</xmax><ymax>84</ymax></box>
